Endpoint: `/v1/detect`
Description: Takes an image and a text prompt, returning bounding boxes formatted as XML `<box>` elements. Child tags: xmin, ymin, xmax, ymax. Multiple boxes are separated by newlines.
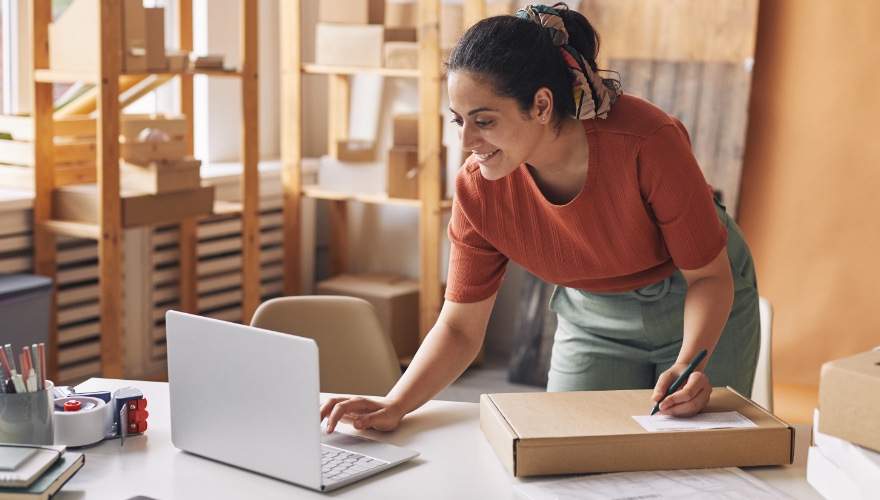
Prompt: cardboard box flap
<box><xmin>479</xmin><ymin>394</ymin><xmax>518</xmax><ymax>475</ymax></box>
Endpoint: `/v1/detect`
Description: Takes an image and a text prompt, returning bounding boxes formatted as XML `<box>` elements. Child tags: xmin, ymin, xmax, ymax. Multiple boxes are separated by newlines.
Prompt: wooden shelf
<box><xmin>301</xmin><ymin>64</ymin><xmax>420</xmax><ymax>78</ymax></box>
<box><xmin>301</xmin><ymin>185</ymin><xmax>453</xmax><ymax>210</ymax></box>
<box><xmin>34</xmin><ymin>67</ymin><xmax>243</xmax><ymax>84</ymax></box>
<box><xmin>41</xmin><ymin>219</ymin><xmax>101</xmax><ymax>240</ymax></box>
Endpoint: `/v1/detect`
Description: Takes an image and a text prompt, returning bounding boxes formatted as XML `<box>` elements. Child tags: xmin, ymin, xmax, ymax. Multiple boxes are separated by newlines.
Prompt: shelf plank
<box><xmin>34</xmin><ymin>68</ymin><xmax>243</xmax><ymax>84</ymax></box>
<box><xmin>41</xmin><ymin>219</ymin><xmax>101</xmax><ymax>240</ymax></box>
<box><xmin>34</xmin><ymin>69</ymin><xmax>100</xmax><ymax>85</ymax></box>
<box><xmin>301</xmin><ymin>185</ymin><xmax>453</xmax><ymax>209</ymax></box>
<box><xmin>301</xmin><ymin>64</ymin><xmax>419</xmax><ymax>78</ymax></box>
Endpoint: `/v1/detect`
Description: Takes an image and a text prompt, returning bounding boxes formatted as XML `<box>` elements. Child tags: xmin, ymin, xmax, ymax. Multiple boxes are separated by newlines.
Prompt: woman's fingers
<box><xmin>656</xmin><ymin>372</ymin><xmax>712</xmax><ymax>417</ymax></box>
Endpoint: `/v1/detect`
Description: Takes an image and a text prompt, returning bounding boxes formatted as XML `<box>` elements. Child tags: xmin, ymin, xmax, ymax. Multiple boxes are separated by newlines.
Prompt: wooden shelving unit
<box><xmin>31</xmin><ymin>0</ymin><xmax>260</xmax><ymax>380</ymax></box>
<box><xmin>280</xmin><ymin>1</ymin><xmax>488</xmax><ymax>351</ymax></box>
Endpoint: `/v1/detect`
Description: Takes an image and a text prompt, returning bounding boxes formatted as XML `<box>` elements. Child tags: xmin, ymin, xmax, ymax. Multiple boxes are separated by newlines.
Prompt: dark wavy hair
<box><xmin>446</xmin><ymin>3</ymin><xmax>603</xmax><ymax>134</ymax></box>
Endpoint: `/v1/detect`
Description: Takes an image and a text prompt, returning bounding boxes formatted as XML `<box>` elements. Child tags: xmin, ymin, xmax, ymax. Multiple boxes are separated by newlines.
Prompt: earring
<box><xmin>541</xmin><ymin>116</ymin><xmax>546</xmax><ymax>121</ymax></box>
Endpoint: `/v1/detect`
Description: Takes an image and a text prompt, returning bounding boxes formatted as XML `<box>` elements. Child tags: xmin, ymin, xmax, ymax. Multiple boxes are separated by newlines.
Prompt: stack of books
<box><xmin>0</xmin><ymin>445</ymin><xmax>84</xmax><ymax>499</ymax></box>
<box><xmin>807</xmin><ymin>349</ymin><xmax>880</xmax><ymax>499</ymax></box>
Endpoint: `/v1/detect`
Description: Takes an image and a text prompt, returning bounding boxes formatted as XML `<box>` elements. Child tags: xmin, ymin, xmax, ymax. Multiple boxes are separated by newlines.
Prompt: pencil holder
<box><xmin>0</xmin><ymin>380</ymin><xmax>54</xmax><ymax>445</ymax></box>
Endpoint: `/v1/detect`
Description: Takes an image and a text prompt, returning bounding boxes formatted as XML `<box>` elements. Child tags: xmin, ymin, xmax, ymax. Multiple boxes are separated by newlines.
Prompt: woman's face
<box><xmin>448</xmin><ymin>71</ymin><xmax>545</xmax><ymax>181</ymax></box>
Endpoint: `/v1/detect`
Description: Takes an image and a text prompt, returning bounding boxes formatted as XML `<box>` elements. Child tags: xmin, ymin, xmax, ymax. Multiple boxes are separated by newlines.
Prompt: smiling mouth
<box><xmin>474</xmin><ymin>150</ymin><xmax>499</xmax><ymax>161</ymax></box>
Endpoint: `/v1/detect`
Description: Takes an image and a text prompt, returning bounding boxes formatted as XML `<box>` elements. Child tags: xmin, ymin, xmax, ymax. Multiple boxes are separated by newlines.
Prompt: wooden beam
<box><xmin>32</xmin><ymin>0</ymin><xmax>59</xmax><ymax>382</ymax></box>
<box><xmin>176</xmin><ymin>0</ymin><xmax>198</xmax><ymax>315</ymax></box>
<box><xmin>280</xmin><ymin>0</ymin><xmax>303</xmax><ymax>296</ymax></box>
<box><xmin>418</xmin><ymin>0</ymin><xmax>444</xmax><ymax>340</ymax></box>
<box><xmin>97</xmin><ymin>0</ymin><xmax>124</xmax><ymax>379</ymax></box>
<box><xmin>328</xmin><ymin>200</ymin><xmax>348</xmax><ymax>276</ymax></box>
<box><xmin>240</xmin><ymin>0</ymin><xmax>261</xmax><ymax>323</ymax></box>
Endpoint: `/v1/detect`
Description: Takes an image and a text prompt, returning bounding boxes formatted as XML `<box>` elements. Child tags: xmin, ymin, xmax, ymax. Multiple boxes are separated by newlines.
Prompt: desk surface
<box><xmin>57</xmin><ymin>379</ymin><xmax>822</xmax><ymax>500</ymax></box>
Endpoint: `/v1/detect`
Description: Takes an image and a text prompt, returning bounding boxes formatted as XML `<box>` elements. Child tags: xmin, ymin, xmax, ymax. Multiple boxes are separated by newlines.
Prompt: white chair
<box><xmin>250</xmin><ymin>296</ymin><xmax>402</xmax><ymax>396</ymax></box>
<box><xmin>751</xmin><ymin>296</ymin><xmax>774</xmax><ymax>412</ymax></box>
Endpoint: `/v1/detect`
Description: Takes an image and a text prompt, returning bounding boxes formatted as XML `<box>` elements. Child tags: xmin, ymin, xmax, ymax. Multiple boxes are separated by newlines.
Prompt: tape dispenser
<box><xmin>53</xmin><ymin>386</ymin><xmax>149</xmax><ymax>447</ymax></box>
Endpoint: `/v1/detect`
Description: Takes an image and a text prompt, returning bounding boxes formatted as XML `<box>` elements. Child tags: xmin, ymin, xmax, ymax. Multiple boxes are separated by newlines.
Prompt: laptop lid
<box><xmin>166</xmin><ymin>311</ymin><xmax>323</xmax><ymax>490</ymax></box>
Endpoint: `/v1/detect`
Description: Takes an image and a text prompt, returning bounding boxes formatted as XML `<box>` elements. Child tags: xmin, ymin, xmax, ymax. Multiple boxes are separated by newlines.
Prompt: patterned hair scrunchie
<box><xmin>516</xmin><ymin>4</ymin><xmax>621</xmax><ymax>120</ymax></box>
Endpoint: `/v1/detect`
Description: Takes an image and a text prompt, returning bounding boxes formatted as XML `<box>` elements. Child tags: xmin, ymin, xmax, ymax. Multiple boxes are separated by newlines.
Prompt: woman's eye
<box><xmin>476</xmin><ymin>120</ymin><xmax>492</xmax><ymax>127</ymax></box>
<box><xmin>451</xmin><ymin>117</ymin><xmax>463</xmax><ymax>126</ymax></box>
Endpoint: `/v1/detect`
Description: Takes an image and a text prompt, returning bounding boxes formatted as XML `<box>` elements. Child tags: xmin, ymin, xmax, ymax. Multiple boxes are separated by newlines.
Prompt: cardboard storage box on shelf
<box><xmin>122</xmin><ymin>0</ymin><xmax>148</xmax><ymax>73</ymax></box>
<box><xmin>120</xmin><ymin>157</ymin><xmax>202</xmax><ymax>195</ymax></box>
<box><xmin>392</xmin><ymin>114</ymin><xmax>419</xmax><ymax>146</ymax></box>
<box><xmin>384</xmin><ymin>42</ymin><xmax>419</xmax><ymax>70</ymax></box>
<box><xmin>144</xmin><ymin>7</ymin><xmax>167</xmax><ymax>70</ymax></box>
<box><xmin>337</xmin><ymin>140</ymin><xmax>376</xmax><ymax>162</ymax></box>
<box><xmin>167</xmin><ymin>51</ymin><xmax>191</xmax><ymax>71</ymax></box>
<box><xmin>53</xmin><ymin>183</ymin><xmax>214</xmax><ymax>227</ymax></box>
<box><xmin>121</xmin><ymin>114</ymin><xmax>187</xmax><ymax>143</ymax></box>
<box><xmin>818</xmin><ymin>349</ymin><xmax>880</xmax><ymax>453</ymax></box>
<box><xmin>121</xmin><ymin>140</ymin><xmax>188</xmax><ymax>164</ymax></box>
<box><xmin>316</xmin><ymin>274</ymin><xmax>420</xmax><ymax>359</ymax></box>
<box><xmin>480</xmin><ymin>387</ymin><xmax>794</xmax><ymax>477</ymax></box>
<box><xmin>319</xmin><ymin>0</ymin><xmax>384</xmax><ymax>25</ymax></box>
<box><xmin>384</xmin><ymin>27</ymin><xmax>417</xmax><ymax>43</ymax></box>
<box><xmin>387</xmin><ymin>146</ymin><xmax>447</xmax><ymax>200</ymax></box>
<box><xmin>318</xmin><ymin>155</ymin><xmax>385</xmax><ymax>194</ymax></box>
<box><xmin>315</xmin><ymin>24</ymin><xmax>384</xmax><ymax>68</ymax></box>
<box><xmin>385</xmin><ymin>1</ymin><xmax>416</xmax><ymax>28</ymax></box>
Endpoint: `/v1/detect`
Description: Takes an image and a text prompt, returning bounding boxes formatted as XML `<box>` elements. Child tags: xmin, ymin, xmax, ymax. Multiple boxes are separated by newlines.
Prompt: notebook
<box><xmin>0</xmin><ymin>452</ymin><xmax>84</xmax><ymax>500</ymax></box>
<box><xmin>0</xmin><ymin>446</ymin><xmax>63</xmax><ymax>488</ymax></box>
<box><xmin>165</xmin><ymin>311</ymin><xmax>419</xmax><ymax>492</ymax></box>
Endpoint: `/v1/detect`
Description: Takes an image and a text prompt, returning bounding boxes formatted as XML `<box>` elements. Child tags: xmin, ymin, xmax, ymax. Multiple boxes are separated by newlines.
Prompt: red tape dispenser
<box><xmin>114</xmin><ymin>387</ymin><xmax>149</xmax><ymax>445</ymax></box>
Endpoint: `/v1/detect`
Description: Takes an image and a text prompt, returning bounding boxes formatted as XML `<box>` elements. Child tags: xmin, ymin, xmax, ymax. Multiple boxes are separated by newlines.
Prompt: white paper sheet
<box><xmin>514</xmin><ymin>467</ymin><xmax>792</xmax><ymax>500</ymax></box>
<box><xmin>632</xmin><ymin>411</ymin><xmax>758</xmax><ymax>432</ymax></box>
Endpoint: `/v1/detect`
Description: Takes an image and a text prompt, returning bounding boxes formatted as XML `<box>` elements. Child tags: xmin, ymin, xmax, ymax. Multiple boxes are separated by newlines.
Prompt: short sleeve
<box><xmin>637</xmin><ymin>121</ymin><xmax>727</xmax><ymax>270</ymax></box>
<box><xmin>445</xmin><ymin>174</ymin><xmax>509</xmax><ymax>303</ymax></box>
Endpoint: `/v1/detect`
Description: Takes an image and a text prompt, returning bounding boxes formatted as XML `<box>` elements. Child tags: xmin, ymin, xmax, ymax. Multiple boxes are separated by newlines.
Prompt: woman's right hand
<box><xmin>320</xmin><ymin>396</ymin><xmax>405</xmax><ymax>434</ymax></box>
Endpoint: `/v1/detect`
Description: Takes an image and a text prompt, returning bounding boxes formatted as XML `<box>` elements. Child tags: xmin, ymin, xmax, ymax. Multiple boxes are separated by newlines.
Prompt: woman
<box><xmin>322</xmin><ymin>3</ymin><xmax>759</xmax><ymax>433</ymax></box>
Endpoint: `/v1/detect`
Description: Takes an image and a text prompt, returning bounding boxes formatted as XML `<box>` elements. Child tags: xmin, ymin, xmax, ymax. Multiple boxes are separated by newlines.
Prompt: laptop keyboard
<box><xmin>321</xmin><ymin>445</ymin><xmax>389</xmax><ymax>482</ymax></box>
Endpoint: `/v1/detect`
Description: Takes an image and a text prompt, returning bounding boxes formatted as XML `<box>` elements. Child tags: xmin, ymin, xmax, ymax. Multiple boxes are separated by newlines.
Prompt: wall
<box><xmin>738</xmin><ymin>0</ymin><xmax>880</xmax><ymax>388</ymax></box>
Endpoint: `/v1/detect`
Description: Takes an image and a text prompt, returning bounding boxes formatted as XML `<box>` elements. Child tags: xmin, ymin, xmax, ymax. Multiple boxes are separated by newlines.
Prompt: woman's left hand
<box><xmin>651</xmin><ymin>365</ymin><xmax>712</xmax><ymax>417</ymax></box>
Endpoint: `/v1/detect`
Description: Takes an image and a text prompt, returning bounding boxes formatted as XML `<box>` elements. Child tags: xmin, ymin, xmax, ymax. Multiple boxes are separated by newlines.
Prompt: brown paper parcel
<box><xmin>480</xmin><ymin>387</ymin><xmax>794</xmax><ymax>477</ymax></box>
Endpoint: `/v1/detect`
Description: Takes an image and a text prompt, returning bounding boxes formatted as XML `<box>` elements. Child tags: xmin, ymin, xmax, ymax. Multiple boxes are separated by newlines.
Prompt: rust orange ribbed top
<box><xmin>445</xmin><ymin>94</ymin><xmax>727</xmax><ymax>303</ymax></box>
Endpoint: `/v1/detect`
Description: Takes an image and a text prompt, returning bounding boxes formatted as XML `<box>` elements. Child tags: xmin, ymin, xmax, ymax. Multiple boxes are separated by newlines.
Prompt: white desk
<box><xmin>57</xmin><ymin>379</ymin><xmax>822</xmax><ymax>499</ymax></box>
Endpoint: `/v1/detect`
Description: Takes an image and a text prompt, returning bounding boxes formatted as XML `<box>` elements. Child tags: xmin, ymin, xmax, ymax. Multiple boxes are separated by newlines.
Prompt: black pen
<box><xmin>651</xmin><ymin>349</ymin><xmax>708</xmax><ymax>415</ymax></box>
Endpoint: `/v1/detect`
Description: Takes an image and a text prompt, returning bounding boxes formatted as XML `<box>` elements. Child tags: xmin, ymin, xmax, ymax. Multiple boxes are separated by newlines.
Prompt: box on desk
<box><xmin>53</xmin><ymin>183</ymin><xmax>214</xmax><ymax>227</ymax></box>
<box><xmin>818</xmin><ymin>349</ymin><xmax>880</xmax><ymax>453</ymax></box>
<box><xmin>316</xmin><ymin>274</ymin><xmax>420</xmax><ymax>359</ymax></box>
<box><xmin>480</xmin><ymin>387</ymin><xmax>794</xmax><ymax>477</ymax></box>
<box><xmin>315</xmin><ymin>24</ymin><xmax>384</xmax><ymax>67</ymax></box>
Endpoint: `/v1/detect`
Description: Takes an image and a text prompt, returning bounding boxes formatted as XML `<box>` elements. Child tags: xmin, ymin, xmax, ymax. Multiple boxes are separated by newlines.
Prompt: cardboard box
<box><xmin>392</xmin><ymin>114</ymin><xmax>419</xmax><ymax>146</ymax></box>
<box><xmin>387</xmin><ymin>146</ymin><xmax>446</xmax><ymax>200</ymax></box>
<box><xmin>385</xmin><ymin>1</ymin><xmax>416</xmax><ymax>28</ymax></box>
<box><xmin>121</xmin><ymin>114</ymin><xmax>187</xmax><ymax>143</ymax></box>
<box><xmin>316</xmin><ymin>274</ymin><xmax>420</xmax><ymax>358</ymax></box>
<box><xmin>167</xmin><ymin>51</ymin><xmax>190</xmax><ymax>71</ymax></box>
<box><xmin>319</xmin><ymin>0</ymin><xmax>384</xmax><ymax>25</ymax></box>
<box><xmin>813</xmin><ymin>409</ymin><xmax>880</xmax><ymax>498</ymax></box>
<box><xmin>120</xmin><ymin>157</ymin><xmax>202</xmax><ymax>194</ymax></box>
<box><xmin>122</xmin><ymin>0</ymin><xmax>148</xmax><ymax>73</ymax></box>
<box><xmin>145</xmin><ymin>8</ymin><xmax>167</xmax><ymax>71</ymax></box>
<box><xmin>121</xmin><ymin>140</ymin><xmax>188</xmax><ymax>163</ymax></box>
<box><xmin>384</xmin><ymin>41</ymin><xmax>419</xmax><ymax>70</ymax></box>
<box><xmin>336</xmin><ymin>140</ymin><xmax>376</xmax><ymax>162</ymax></box>
<box><xmin>480</xmin><ymin>387</ymin><xmax>794</xmax><ymax>477</ymax></box>
<box><xmin>818</xmin><ymin>349</ymin><xmax>880</xmax><ymax>453</ymax></box>
<box><xmin>384</xmin><ymin>27</ymin><xmax>417</xmax><ymax>43</ymax></box>
<box><xmin>53</xmin><ymin>183</ymin><xmax>214</xmax><ymax>227</ymax></box>
<box><xmin>315</xmin><ymin>24</ymin><xmax>384</xmax><ymax>68</ymax></box>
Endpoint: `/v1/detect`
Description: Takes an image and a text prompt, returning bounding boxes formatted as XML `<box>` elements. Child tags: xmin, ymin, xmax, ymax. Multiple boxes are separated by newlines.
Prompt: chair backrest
<box><xmin>250</xmin><ymin>296</ymin><xmax>402</xmax><ymax>396</ymax></box>
<box><xmin>751</xmin><ymin>296</ymin><xmax>774</xmax><ymax>412</ymax></box>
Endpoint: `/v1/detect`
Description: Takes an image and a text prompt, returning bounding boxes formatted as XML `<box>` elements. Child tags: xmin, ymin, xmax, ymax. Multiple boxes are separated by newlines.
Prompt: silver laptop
<box><xmin>165</xmin><ymin>310</ymin><xmax>419</xmax><ymax>492</ymax></box>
